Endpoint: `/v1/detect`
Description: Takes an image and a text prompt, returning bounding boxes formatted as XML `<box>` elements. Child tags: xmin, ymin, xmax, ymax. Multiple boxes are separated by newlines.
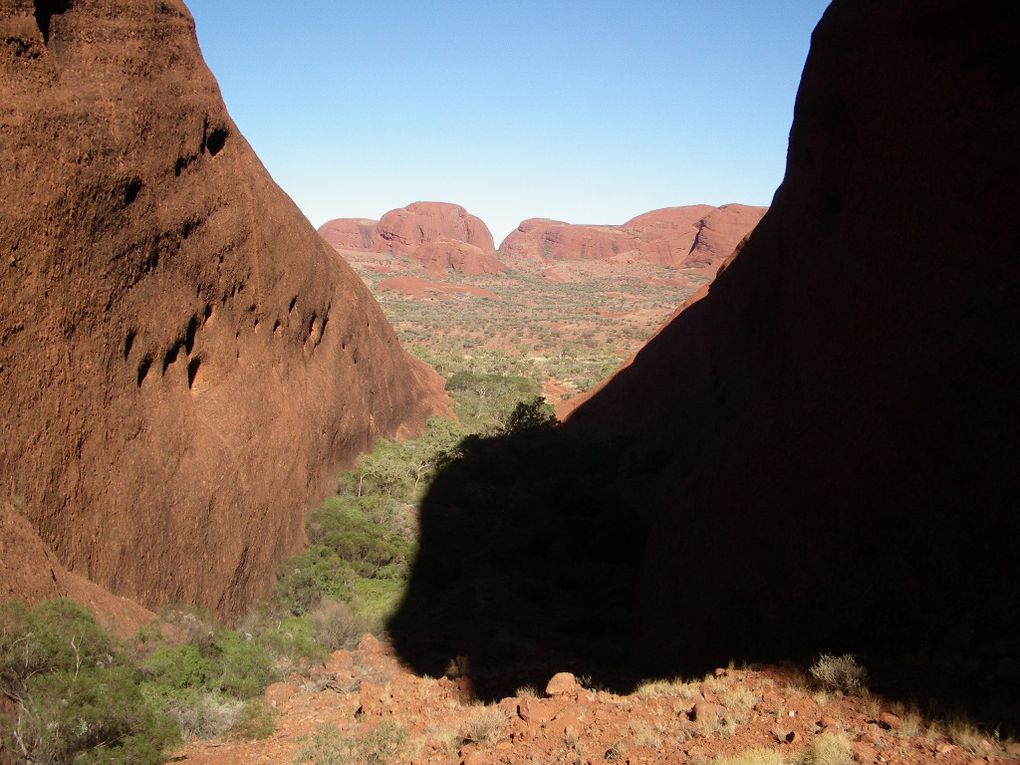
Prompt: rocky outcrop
<box><xmin>415</xmin><ymin>238</ymin><xmax>505</xmax><ymax>276</ymax></box>
<box><xmin>318</xmin><ymin>202</ymin><xmax>506</xmax><ymax>276</ymax></box>
<box><xmin>377</xmin><ymin>202</ymin><xmax>497</xmax><ymax>259</ymax></box>
<box><xmin>0</xmin><ymin>0</ymin><xmax>448</xmax><ymax>618</ymax></box>
<box><xmin>567</xmin><ymin>0</ymin><xmax>1019</xmax><ymax>665</ymax></box>
<box><xmin>318</xmin><ymin>218</ymin><xmax>378</xmax><ymax>250</ymax></box>
<box><xmin>498</xmin><ymin>205</ymin><xmax>765</xmax><ymax>268</ymax></box>
<box><xmin>0</xmin><ymin>502</ymin><xmax>156</xmax><ymax>638</ymax></box>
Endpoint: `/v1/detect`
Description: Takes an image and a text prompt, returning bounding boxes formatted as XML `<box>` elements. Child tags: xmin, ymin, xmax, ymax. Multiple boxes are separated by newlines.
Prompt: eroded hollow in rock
<box><xmin>187</xmin><ymin>357</ymin><xmax>202</xmax><ymax>390</ymax></box>
<box><xmin>205</xmin><ymin>127</ymin><xmax>228</xmax><ymax>157</ymax></box>
<box><xmin>34</xmin><ymin>0</ymin><xmax>72</xmax><ymax>45</ymax></box>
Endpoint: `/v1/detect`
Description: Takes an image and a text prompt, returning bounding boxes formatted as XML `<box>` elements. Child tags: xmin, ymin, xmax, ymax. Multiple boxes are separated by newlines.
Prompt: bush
<box><xmin>808</xmin><ymin>654</ymin><xmax>868</xmax><ymax>694</ymax></box>
<box><xmin>214</xmin><ymin>632</ymin><xmax>277</xmax><ymax>699</ymax></box>
<box><xmin>11</xmin><ymin>666</ymin><xmax>177</xmax><ymax>765</ymax></box>
<box><xmin>142</xmin><ymin>644</ymin><xmax>214</xmax><ymax>691</ymax></box>
<box><xmin>310</xmin><ymin>599</ymin><xmax>366</xmax><ymax>651</ymax></box>
<box><xmin>797</xmin><ymin>731</ymin><xmax>852</xmax><ymax>765</ymax></box>
<box><xmin>0</xmin><ymin>599</ymin><xmax>117</xmax><ymax>700</ymax></box>
<box><xmin>153</xmin><ymin>688</ymin><xmax>242</xmax><ymax>742</ymax></box>
<box><xmin>258</xmin><ymin>615</ymin><xmax>322</xmax><ymax>669</ymax></box>
<box><xmin>228</xmin><ymin>700</ymin><xmax>276</xmax><ymax>741</ymax></box>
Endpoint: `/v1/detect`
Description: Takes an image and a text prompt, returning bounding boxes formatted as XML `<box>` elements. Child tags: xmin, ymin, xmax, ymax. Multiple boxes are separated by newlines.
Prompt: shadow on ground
<box><xmin>387</xmin><ymin>418</ymin><xmax>1019</xmax><ymax>735</ymax></box>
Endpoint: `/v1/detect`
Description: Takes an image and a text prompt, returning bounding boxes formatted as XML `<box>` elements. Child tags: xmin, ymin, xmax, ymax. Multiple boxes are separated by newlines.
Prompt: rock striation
<box><xmin>498</xmin><ymin>205</ymin><xmax>765</xmax><ymax>268</ymax></box>
<box><xmin>567</xmin><ymin>0</ymin><xmax>1019</xmax><ymax>665</ymax></box>
<box><xmin>0</xmin><ymin>0</ymin><xmax>448</xmax><ymax>618</ymax></box>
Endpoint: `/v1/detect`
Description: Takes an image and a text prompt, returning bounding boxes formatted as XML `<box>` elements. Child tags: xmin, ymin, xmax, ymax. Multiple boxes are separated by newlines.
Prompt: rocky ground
<box><xmin>175</xmin><ymin>635</ymin><xmax>1019</xmax><ymax>765</ymax></box>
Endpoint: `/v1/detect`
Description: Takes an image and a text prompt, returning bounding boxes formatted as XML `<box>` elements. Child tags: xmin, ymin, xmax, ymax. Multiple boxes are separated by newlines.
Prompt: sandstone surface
<box><xmin>498</xmin><ymin>204</ymin><xmax>765</xmax><ymax>269</ymax></box>
<box><xmin>318</xmin><ymin>202</ymin><xmax>505</xmax><ymax>276</ymax></box>
<box><xmin>0</xmin><ymin>0</ymin><xmax>447</xmax><ymax>618</ymax></box>
<box><xmin>317</xmin><ymin>217</ymin><xmax>378</xmax><ymax>250</ymax></box>
<box><xmin>377</xmin><ymin>201</ymin><xmax>497</xmax><ymax>259</ymax></box>
<box><xmin>567</xmin><ymin>0</ymin><xmax>1019</xmax><ymax>665</ymax></box>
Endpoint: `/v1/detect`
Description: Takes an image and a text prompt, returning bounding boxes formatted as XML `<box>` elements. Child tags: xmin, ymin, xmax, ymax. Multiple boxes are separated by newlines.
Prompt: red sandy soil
<box><xmin>176</xmin><ymin>635</ymin><xmax>1020</xmax><ymax>765</ymax></box>
<box><xmin>379</xmin><ymin>277</ymin><xmax>499</xmax><ymax>300</ymax></box>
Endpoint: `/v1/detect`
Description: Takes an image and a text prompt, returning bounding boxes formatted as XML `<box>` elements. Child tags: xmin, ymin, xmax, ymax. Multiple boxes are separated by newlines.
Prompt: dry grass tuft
<box><xmin>712</xmin><ymin>748</ymin><xmax>787</xmax><ymax>765</ymax></box>
<box><xmin>797</xmin><ymin>731</ymin><xmax>852</xmax><ymax>765</ymax></box>
<box><xmin>808</xmin><ymin>655</ymin><xmax>868</xmax><ymax>694</ymax></box>
<box><xmin>460</xmin><ymin>705</ymin><xmax>511</xmax><ymax>746</ymax></box>
<box><xmin>635</xmin><ymin>677</ymin><xmax>699</xmax><ymax>700</ymax></box>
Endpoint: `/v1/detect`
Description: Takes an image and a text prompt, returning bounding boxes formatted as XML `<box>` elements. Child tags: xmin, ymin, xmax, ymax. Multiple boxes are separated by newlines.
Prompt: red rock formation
<box><xmin>318</xmin><ymin>218</ymin><xmax>379</xmax><ymax>250</ymax></box>
<box><xmin>416</xmin><ymin>238</ymin><xmax>506</xmax><ymax>276</ymax></box>
<box><xmin>0</xmin><ymin>502</ymin><xmax>156</xmax><ymax>638</ymax></box>
<box><xmin>567</xmin><ymin>0</ymin><xmax>1019</xmax><ymax>665</ymax></box>
<box><xmin>498</xmin><ymin>205</ymin><xmax>766</xmax><ymax>268</ymax></box>
<box><xmin>318</xmin><ymin>203</ymin><xmax>505</xmax><ymax>276</ymax></box>
<box><xmin>377</xmin><ymin>202</ymin><xmax>497</xmax><ymax>259</ymax></box>
<box><xmin>0</xmin><ymin>0</ymin><xmax>448</xmax><ymax>618</ymax></box>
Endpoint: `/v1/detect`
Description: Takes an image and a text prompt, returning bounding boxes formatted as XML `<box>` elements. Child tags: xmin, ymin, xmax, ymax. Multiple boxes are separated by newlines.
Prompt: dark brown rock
<box><xmin>567</xmin><ymin>0</ymin><xmax>1019</xmax><ymax>670</ymax></box>
<box><xmin>0</xmin><ymin>0</ymin><xmax>448</xmax><ymax>618</ymax></box>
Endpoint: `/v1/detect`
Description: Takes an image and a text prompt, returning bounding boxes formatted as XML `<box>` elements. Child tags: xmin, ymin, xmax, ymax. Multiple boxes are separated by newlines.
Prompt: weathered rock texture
<box><xmin>0</xmin><ymin>0</ymin><xmax>447</xmax><ymax>618</ymax></box>
<box><xmin>0</xmin><ymin>502</ymin><xmax>156</xmax><ymax>638</ymax></box>
<box><xmin>498</xmin><ymin>205</ymin><xmax>765</xmax><ymax>268</ymax></box>
<box><xmin>569</xmin><ymin>0</ymin><xmax>1019</xmax><ymax>665</ymax></box>
<box><xmin>318</xmin><ymin>202</ymin><xmax>506</xmax><ymax>276</ymax></box>
<box><xmin>317</xmin><ymin>218</ymin><xmax>378</xmax><ymax>251</ymax></box>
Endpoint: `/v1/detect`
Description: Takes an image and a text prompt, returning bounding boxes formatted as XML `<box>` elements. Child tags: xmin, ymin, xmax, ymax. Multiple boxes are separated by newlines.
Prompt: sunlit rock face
<box><xmin>0</xmin><ymin>0</ymin><xmax>447</xmax><ymax>618</ymax></box>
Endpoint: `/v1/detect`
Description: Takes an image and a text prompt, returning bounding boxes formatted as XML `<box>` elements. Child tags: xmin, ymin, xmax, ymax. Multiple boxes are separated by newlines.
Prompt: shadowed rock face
<box><xmin>0</xmin><ymin>0</ymin><xmax>448</xmax><ymax>618</ymax></box>
<box><xmin>568</xmin><ymin>0</ymin><xmax>1019</xmax><ymax>666</ymax></box>
<box><xmin>498</xmin><ymin>205</ymin><xmax>766</xmax><ymax>268</ymax></box>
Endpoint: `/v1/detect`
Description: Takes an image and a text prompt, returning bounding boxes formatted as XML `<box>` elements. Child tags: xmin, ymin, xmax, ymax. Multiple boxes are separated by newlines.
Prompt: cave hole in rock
<box><xmin>288</xmin><ymin>296</ymin><xmax>297</xmax><ymax>314</ymax></box>
<box><xmin>180</xmin><ymin>218</ymin><xmax>199</xmax><ymax>240</ymax></box>
<box><xmin>187</xmin><ymin>357</ymin><xmax>202</xmax><ymax>390</ymax></box>
<box><xmin>272</xmin><ymin>320</ymin><xmax>281</xmax><ymax>335</ymax></box>
<box><xmin>184</xmin><ymin>315</ymin><xmax>199</xmax><ymax>354</ymax></box>
<box><xmin>136</xmin><ymin>355</ymin><xmax>152</xmax><ymax>387</ymax></box>
<box><xmin>123</xmin><ymin>330</ymin><xmax>136</xmax><ymax>360</ymax></box>
<box><xmin>34</xmin><ymin>0</ymin><xmax>72</xmax><ymax>45</ymax></box>
<box><xmin>162</xmin><ymin>343</ymin><xmax>181</xmax><ymax>374</ymax></box>
<box><xmin>123</xmin><ymin>178</ymin><xmax>142</xmax><ymax>206</ymax></box>
<box><xmin>205</xmin><ymin>127</ymin><xmax>229</xmax><ymax>157</ymax></box>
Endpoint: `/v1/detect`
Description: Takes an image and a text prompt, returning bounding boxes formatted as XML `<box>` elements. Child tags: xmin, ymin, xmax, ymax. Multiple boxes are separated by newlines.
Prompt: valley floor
<box><xmin>176</xmin><ymin>635</ymin><xmax>1019</xmax><ymax>765</ymax></box>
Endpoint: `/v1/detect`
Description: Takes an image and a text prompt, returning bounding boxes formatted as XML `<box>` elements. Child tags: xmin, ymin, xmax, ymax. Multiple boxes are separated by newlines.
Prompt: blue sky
<box><xmin>187</xmin><ymin>1</ymin><xmax>830</xmax><ymax>244</ymax></box>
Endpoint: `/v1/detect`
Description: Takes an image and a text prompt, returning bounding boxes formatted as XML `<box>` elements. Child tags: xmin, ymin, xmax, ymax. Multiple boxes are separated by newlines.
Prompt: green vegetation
<box><xmin>0</xmin><ymin>599</ymin><xmax>314</xmax><ymax>762</ymax></box>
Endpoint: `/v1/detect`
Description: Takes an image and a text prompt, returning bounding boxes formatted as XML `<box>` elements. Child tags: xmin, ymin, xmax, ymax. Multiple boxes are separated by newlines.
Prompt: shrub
<box><xmin>228</xmin><ymin>700</ymin><xmax>276</xmax><ymax>741</ymax></box>
<box><xmin>258</xmin><ymin>615</ymin><xmax>322</xmax><ymax>669</ymax></box>
<box><xmin>142</xmin><ymin>644</ymin><xmax>214</xmax><ymax>691</ymax></box>
<box><xmin>797</xmin><ymin>731</ymin><xmax>852</xmax><ymax>765</ymax></box>
<box><xmin>310</xmin><ymin>598</ymin><xmax>366</xmax><ymax>651</ymax></box>
<box><xmin>154</xmin><ymin>689</ymin><xmax>242</xmax><ymax>741</ymax></box>
<box><xmin>214</xmin><ymin>632</ymin><xmax>277</xmax><ymax>699</ymax></box>
<box><xmin>0</xmin><ymin>599</ymin><xmax>117</xmax><ymax>700</ymax></box>
<box><xmin>808</xmin><ymin>654</ymin><xmax>868</xmax><ymax>694</ymax></box>
<box><xmin>11</xmin><ymin>666</ymin><xmax>177</xmax><ymax>765</ymax></box>
<box><xmin>461</xmin><ymin>706</ymin><xmax>510</xmax><ymax>746</ymax></box>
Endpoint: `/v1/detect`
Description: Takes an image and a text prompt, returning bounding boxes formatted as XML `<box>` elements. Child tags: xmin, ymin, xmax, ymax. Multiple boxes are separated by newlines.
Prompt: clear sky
<box><xmin>187</xmin><ymin>1</ymin><xmax>831</xmax><ymax>244</ymax></box>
